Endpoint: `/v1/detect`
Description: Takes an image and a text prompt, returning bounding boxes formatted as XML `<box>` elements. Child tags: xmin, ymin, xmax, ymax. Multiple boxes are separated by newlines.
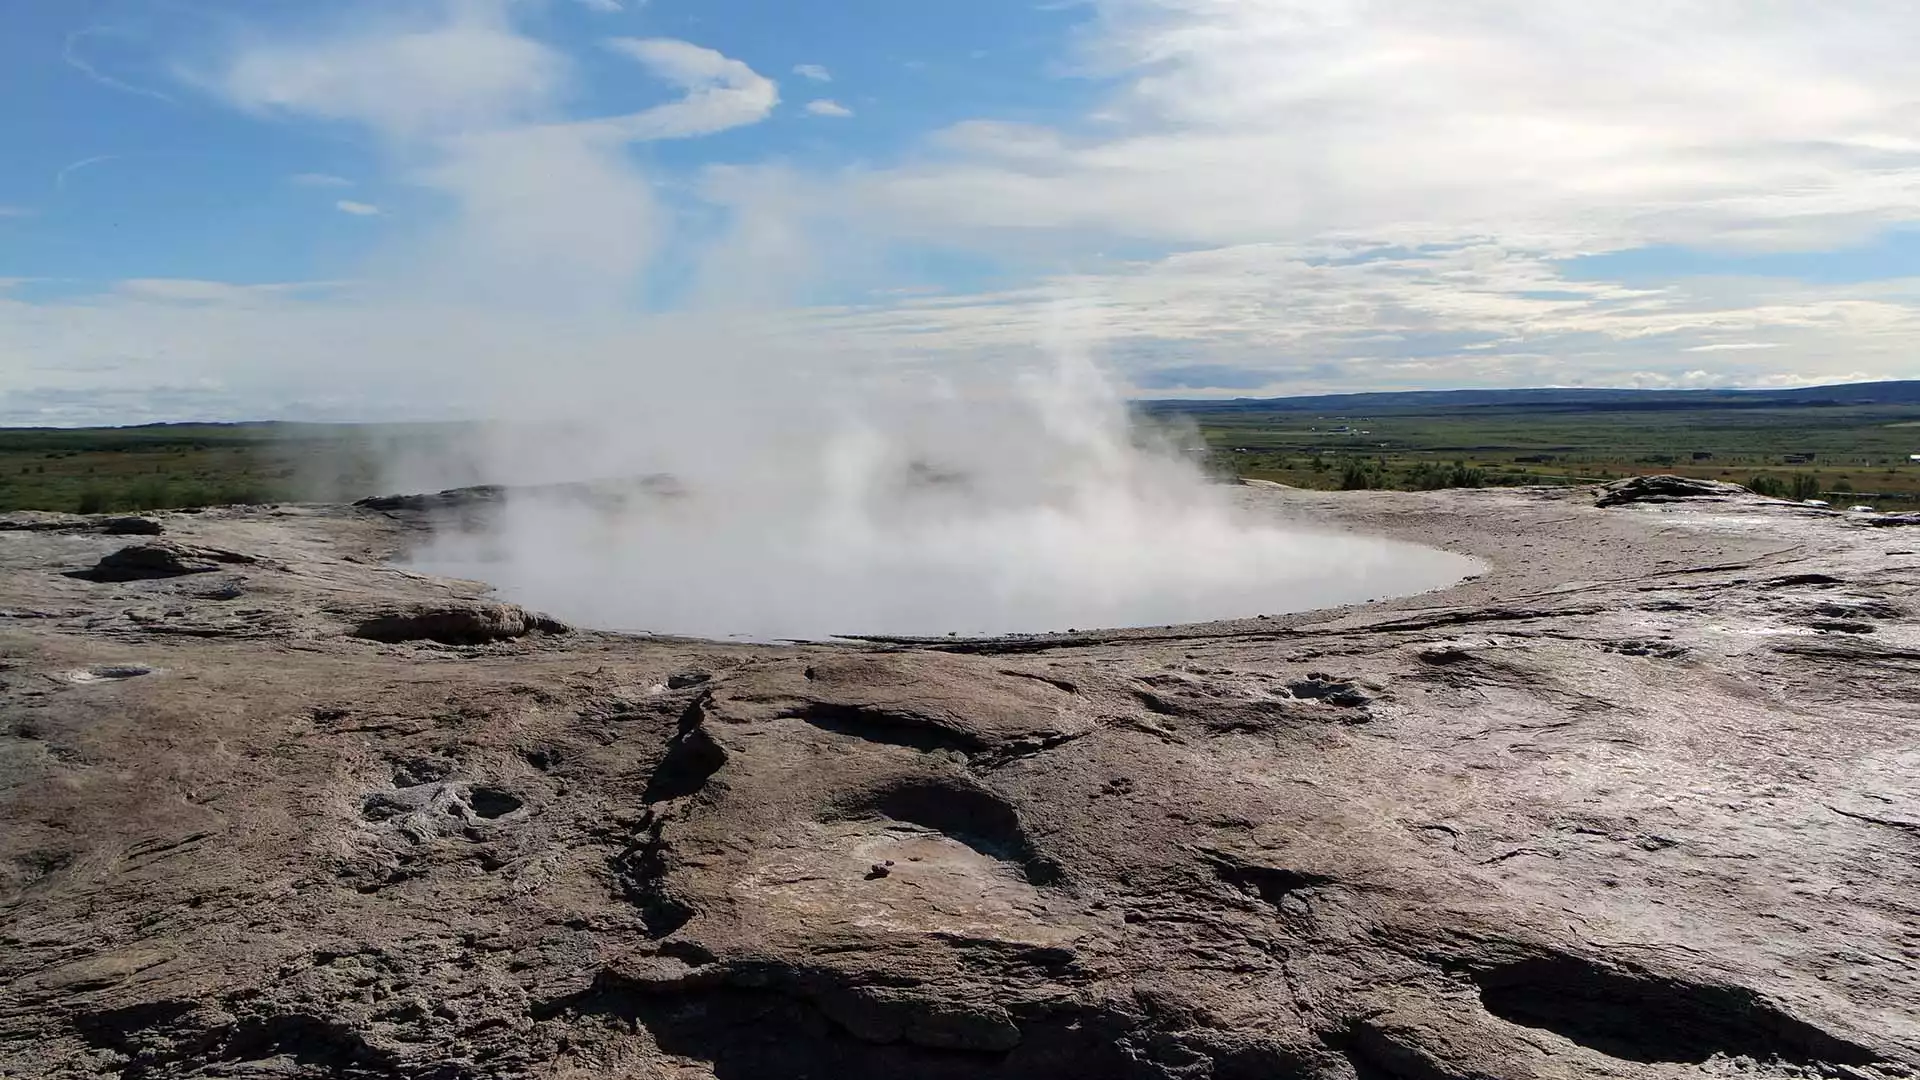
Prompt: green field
<box><xmin>5</xmin><ymin>383</ymin><xmax>1920</xmax><ymax>513</ymax></box>
<box><xmin>0</xmin><ymin>423</ymin><xmax>383</xmax><ymax>514</ymax></box>
<box><xmin>1173</xmin><ymin>400</ymin><xmax>1920</xmax><ymax>507</ymax></box>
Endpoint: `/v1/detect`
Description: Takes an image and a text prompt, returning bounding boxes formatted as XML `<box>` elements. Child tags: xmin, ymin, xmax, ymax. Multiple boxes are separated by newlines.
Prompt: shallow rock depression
<box><xmin>391</xmin><ymin>481</ymin><xmax>1483</xmax><ymax>640</ymax></box>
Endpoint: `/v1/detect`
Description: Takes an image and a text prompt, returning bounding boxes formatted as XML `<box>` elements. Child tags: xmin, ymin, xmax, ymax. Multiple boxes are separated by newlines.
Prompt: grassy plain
<box><xmin>4</xmin><ymin>386</ymin><xmax>1920</xmax><ymax>513</ymax></box>
<box><xmin>0</xmin><ymin>423</ymin><xmax>380</xmax><ymax>514</ymax></box>
<box><xmin>1176</xmin><ymin>399</ymin><xmax>1920</xmax><ymax>507</ymax></box>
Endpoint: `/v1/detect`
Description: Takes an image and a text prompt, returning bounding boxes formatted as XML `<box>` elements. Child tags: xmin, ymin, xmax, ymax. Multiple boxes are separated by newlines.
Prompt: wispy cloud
<box><xmin>22</xmin><ymin>0</ymin><xmax>1913</xmax><ymax>418</ymax></box>
<box><xmin>194</xmin><ymin>8</ymin><xmax>776</xmax><ymax>311</ymax></box>
<box><xmin>335</xmin><ymin>200</ymin><xmax>381</xmax><ymax>216</ymax></box>
<box><xmin>850</xmin><ymin>1</ymin><xmax>1920</xmax><ymax>256</ymax></box>
<box><xmin>54</xmin><ymin>155</ymin><xmax>119</xmax><ymax>191</ymax></box>
<box><xmin>290</xmin><ymin>173</ymin><xmax>353</xmax><ymax>187</ymax></box>
<box><xmin>575</xmin><ymin>0</ymin><xmax>623</xmax><ymax>10</ymax></box>
<box><xmin>599</xmin><ymin>38</ymin><xmax>780</xmax><ymax>140</ymax></box>
<box><xmin>0</xmin><ymin>206</ymin><xmax>34</xmax><ymax>218</ymax></box>
<box><xmin>114</xmin><ymin>279</ymin><xmax>323</xmax><ymax>304</ymax></box>
<box><xmin>63</xmin><ymin>26</ymin><xmax>176</xmax><ymax>104</ymax></box>
<box><xmin>209</xmin><ymin>7</ymin><xmax>569</xmax><ymax>139</ymax></box>
<box><xmin>7</xmin><ymin>260</ymin><xmax>1909</xmax><ymax>426</ymax></box>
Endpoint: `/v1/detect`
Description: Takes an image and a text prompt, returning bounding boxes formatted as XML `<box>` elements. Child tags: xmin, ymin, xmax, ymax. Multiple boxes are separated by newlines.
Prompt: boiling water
<box><xmin>407</xmin><ymin>483</ymin><xmax>1481</xmax><ymax>641</ymax></box>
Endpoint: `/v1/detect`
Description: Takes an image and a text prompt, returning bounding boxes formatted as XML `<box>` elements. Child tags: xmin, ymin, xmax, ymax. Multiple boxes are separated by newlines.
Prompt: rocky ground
<box><xmin>2</xmin><ymin>478</ymin><xmax>1918</xmax><ymax>1079</ymax></box>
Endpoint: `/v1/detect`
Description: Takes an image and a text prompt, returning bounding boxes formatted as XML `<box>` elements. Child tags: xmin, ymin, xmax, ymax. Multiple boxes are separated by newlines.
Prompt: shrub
<box><xmin>1404</xmin><ymin>460</ymin><xmax>1485</xmax><ymax>490</ymax></box>
<box><xmin>125</xmin><ymin>478</ymin><xmax>172</xmax><ymax>511</ymax></box>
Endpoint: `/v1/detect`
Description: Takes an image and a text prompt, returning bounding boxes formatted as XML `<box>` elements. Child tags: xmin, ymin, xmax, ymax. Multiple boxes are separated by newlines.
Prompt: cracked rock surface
<box><xmin>2</xmin><ymin>484</ymin><xmax>1918</xmax><ymax>1078</ymax></box>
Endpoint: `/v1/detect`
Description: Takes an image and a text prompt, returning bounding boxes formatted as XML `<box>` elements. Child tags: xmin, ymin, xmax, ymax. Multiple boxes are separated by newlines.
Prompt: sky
<box><xmin>3</xmin><ymin>0</ymin><xmax>1919</xmax><ymax>423</ymax></box>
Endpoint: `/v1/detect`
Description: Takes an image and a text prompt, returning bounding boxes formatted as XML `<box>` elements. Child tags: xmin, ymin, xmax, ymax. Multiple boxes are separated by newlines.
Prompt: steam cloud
<box><xmin>215</xmin><ymin>6</ymin><xmax>1476</xmax><ymax>638</ymax></box>
<box><xmin>394</xmin><ymin>329</ymin><xmax>1476</xmax><ymax>640</ymax></box>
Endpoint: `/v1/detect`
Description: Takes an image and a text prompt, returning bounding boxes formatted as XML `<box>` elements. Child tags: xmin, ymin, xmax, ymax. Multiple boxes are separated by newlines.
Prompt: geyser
<box><xmin>398</xmin><ymin>348</ymin><xmax>1479</xmax><ymax>641</ymax></box>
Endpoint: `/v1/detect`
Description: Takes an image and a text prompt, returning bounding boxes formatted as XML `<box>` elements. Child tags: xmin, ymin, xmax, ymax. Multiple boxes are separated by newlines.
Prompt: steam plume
<box><xmin>210</xmin><ymin>6</ymin><xmax>1475</xmax><ymax>637</ymax></box>
<box><xmin>396</xmin><ymin>330</ymin><xmax>1475</xmax><ymax>640</ymax></box>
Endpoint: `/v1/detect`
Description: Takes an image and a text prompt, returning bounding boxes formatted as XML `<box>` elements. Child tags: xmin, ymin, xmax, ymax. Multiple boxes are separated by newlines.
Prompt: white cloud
<box><xmin>208</xmin><ymin>6</ymin><xmax>569</xmax><ymax>138</ymax></box>
<box><xmin>113</xmin><ymin>279</ymin><xmax>328</xmax><ymax>304</ymax></box>
<box><xmin>789</xmin><ymin>237</ymin><xmax>1920</xmax><ymax>394</ymax></box>
<box><xmin>16</xmin><ymin>0</ymin><xmax>1913</xmax><ymax>420</ymax></box>
<box><xmin>0</xmin><ymin>283</ymin><xmax>874</xmax><ymax>425</ymax></box>
<box><xmin>597</xmin><ymin>38</ymin><xmax>780</xmax><ymax>140</ymax></box>
<box><xmin>193</xmin><ymin>12</ymin><xmax>776</xmax><ymax>312</ymax></box>
<box><xmin>407</xmin><ymin>124</ymin><xmax>663</xmax><ymax>308</ymax></box>
<box><xmin>290</xmin><ymin>172</ymin><xmax>353</xmax><ymax>187</ymax></box>
<box><xmin>849</xmin><ymin>1</ymin><xmax>1920</xmax><ymax>256</ymax></box>
<box><xmin>0</xmin><ymin>206</ymin><xmax>33</xmax><ymax>218</ymax></box>
<box><xmin>793</xmin><ymin>63</ymin><xmax>831</xmax><ymax>82</ymax></box>
<box><xmin>394</xmin><ymin>38</ymin><xmax>774</xmax><ymax>307</ymax></box>
<box><xmin>6</xmin><ymin>252</ymin><xmax>1914</xmax><ymax>426</ymax></box>
<box><xmin>621</xmin><ymin>0</ymin><xmax>1920</xmax><ymax>394</ymax></box>
<box><xmin>575</xmin><ymin>0</ymin><xmax>623</xmax><ymax>11</ymax></box>
<box><xmin>805</xmin><ymin>99</ymin><xmax>853</xmax><ymax>118</ymax></box>
<box><xmin>335</xmin><ymin>200</ymin><xmax>381</xmax><ymax>215</ymax></box>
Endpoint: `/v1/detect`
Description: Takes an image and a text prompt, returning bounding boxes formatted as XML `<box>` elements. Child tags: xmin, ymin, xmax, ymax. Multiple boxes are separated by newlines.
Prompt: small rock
<box><xmin>1595</xmin><ymin>474</ymin><xmax>1749</xmax><ymax>507</ymax></box>
<box><xmin>69</xmin><ymin>541</ymin><xmax>255</xmax><ymax>582</ymax></box>
<box><xmin>350</xmin><ymin>603</ymin><xmax>569</xmax><ymax>645</ymax></box>
<box><xmin>65</xmin><ymin>665</ymin><xmax>154</xmax><ymax>684</ymax></box>
<box><xmin>353</xmin><ymin>486</ymin><xmax>506</xmax><ymax>513</ymax></box>
<box><xmin>1288</xmin><ymin>673</ymin><xmax>1370</xmax><ymax>707</ymax></box>
<box><xmin>1862</xmin><ymin>512</ymin><xmax>1920</xmax><ymax>528</ymax></box>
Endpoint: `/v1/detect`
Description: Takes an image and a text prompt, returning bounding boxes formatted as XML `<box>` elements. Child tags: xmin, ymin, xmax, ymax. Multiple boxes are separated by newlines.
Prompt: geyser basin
<box><xmin>392</xmin><ymin>358</ymin><xmax>1481</xmax><ymax>642</ymax></box>
<box><xmin>403</xmin><ymin>481</ymin><xmax>1481</xmax><ymax>641</ymax></box>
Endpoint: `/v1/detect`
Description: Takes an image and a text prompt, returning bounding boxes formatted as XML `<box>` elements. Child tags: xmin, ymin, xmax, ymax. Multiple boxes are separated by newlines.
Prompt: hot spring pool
<box><xmin>406</xmin><ymin>491</ymin><xmax>1482</xmax><ymax>641</ymax></box>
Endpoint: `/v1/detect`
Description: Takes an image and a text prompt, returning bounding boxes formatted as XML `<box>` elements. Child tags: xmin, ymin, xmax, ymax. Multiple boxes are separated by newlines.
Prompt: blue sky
<box><xmin>4</xmin><ymin>1</ymin><xmax>1919</xmax><ymax>423</ymax></box>
<box><xmin>3</xmin><ymin>0</ymin><xmax>1093</xmax><ymax>288</ymax></box>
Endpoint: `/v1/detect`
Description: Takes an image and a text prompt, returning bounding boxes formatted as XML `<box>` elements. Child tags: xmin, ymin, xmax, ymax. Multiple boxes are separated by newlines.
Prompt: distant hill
<box><xmin>1142</xmin><ymin>380</ymin><xmax>1920</xmax><ymax>416</ymax></box>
